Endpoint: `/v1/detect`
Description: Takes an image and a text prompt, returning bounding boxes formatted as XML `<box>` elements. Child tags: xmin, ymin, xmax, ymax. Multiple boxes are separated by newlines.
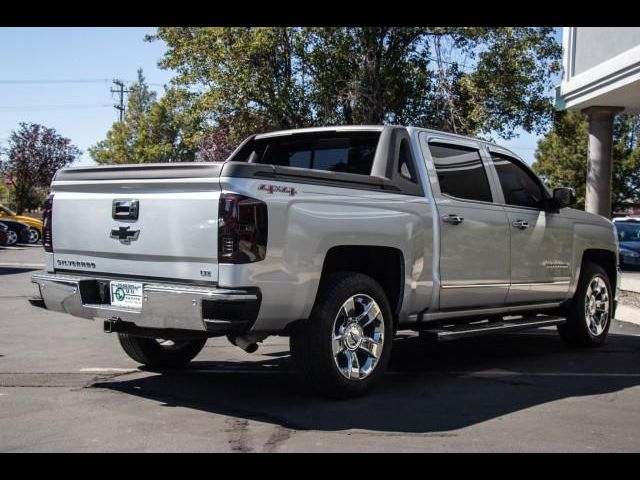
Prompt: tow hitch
<box><xmin>103</xmin><ymin>317</ymin><xmax>123</xmax><ymax>333</ymax></box>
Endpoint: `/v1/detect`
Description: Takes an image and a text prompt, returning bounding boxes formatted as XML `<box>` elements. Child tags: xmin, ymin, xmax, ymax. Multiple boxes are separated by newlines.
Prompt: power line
<box><xmin>0</xmin><ymin>78</ymin><xmax>164</xmax><ymax>87</ymax></box>
<box><xmin>0</xmin><ymin>104</ymin><xmax>112</xmax><ymax>111</ymax></box>
<box><xmin>0</xmin><ymin>79</ymin><xmax>110</xmax><ymax>84</ymax></box>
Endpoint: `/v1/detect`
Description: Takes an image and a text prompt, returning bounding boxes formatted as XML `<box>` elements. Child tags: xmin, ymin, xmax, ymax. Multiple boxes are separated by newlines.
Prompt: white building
<box><xmin>560</xmin><ymin>27</ymin><xmax>640</xmax><ymax>217</ymax></box>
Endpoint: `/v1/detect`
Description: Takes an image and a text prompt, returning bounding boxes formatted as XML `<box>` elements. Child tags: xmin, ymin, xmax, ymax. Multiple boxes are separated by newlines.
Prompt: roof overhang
<box><xmin>560</xmin><ymin>31</ymin><xmax>640</xmax><ymax>113</ymax></box>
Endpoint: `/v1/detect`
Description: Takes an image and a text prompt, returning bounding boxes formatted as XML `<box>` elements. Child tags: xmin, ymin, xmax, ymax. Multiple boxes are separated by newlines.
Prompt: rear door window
<box><xmin>429</xmin><ymin>143</ymin><xmax>493</xmax><ymax>203</ymax></box>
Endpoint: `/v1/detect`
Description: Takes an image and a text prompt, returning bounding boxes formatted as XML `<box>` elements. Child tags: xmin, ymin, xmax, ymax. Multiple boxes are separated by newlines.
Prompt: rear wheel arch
<box><xmin>316</xmin><ymin>245</ymin><xmax>404</xmax><ymax>326</ymax></box>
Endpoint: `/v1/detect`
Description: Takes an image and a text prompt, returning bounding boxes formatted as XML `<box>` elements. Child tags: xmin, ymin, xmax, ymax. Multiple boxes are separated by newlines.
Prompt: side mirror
<box><xmin>552</xmin><ymin>187</ymin><xmax>575</xmax><ymax>209</ymax></box>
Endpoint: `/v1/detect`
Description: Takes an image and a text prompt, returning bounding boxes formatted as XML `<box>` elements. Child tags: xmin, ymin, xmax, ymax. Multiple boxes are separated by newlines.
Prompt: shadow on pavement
<box><xmin>94</xmin><ymin>330</ymin><xmax>640</xmax><ymax>433</ymax></box>
<box><xmin>0</xmin><ymin>267</ymin><xmax>41</xmax><ymax>276</ymax></box>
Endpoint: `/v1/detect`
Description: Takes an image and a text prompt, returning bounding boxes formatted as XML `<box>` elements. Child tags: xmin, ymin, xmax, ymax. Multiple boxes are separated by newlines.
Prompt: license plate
<box><xmin>110</xmin><ymin>281</ymin><xmax>143</xmax><ymax>310</ymax></box>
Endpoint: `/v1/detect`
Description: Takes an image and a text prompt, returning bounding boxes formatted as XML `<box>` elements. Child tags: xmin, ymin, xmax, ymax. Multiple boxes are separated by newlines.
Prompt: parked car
<box><xmin>0</xmin><ymin>220</ymin><xmax>31</xmax><ymax>246</ymax></box>
<box><xmin>0</xmin><ymin>222</ymin><xmax>7</xmax><ymax>246</ymax></box>
<box><xmin>30</xmin><ymin>125</ymin><xmax>619</xmax><ymax>398</ymax></box>
<box><xmin>0</xmin><ymin>205</ymin><xmax>43</xmax><ymax>244</ymax></box>
<box><xmin>613</xmin><ymin>217</ymin><xmax>640</xmax><ymax>269</ymax></box>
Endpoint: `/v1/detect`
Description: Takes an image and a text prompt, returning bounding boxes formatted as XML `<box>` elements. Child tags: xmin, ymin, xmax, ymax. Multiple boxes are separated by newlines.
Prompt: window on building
<box><xmin>429</xmin><ymin>143</ymin><xmax>492</xmax><ymax>203</ymax></box>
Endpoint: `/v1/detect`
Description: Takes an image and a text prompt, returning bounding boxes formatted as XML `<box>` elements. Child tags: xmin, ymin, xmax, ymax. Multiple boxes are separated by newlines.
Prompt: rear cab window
<box><xmin>233</xmin><ymin>131</ymin><xmax>381</xmax><ymax>175</ymax></box>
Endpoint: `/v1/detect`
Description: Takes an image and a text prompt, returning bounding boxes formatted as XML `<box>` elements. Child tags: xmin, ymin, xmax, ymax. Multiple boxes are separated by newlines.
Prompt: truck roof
<box><xmin>254</xmin><ymin>125</ymin><xmax>523</xmax><ymax>162</ymax></box>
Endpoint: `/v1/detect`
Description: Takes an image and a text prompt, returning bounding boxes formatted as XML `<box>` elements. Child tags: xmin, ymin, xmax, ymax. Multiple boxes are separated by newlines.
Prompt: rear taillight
<box><xmin>218</xmin><ymin>193</ymin><xmax>268</xmax><ymax>264</ymax></box>
<box><xmin>43</xmin><ymin>194</ymin><xmax>54</xmax><ymax>253</ymax></box>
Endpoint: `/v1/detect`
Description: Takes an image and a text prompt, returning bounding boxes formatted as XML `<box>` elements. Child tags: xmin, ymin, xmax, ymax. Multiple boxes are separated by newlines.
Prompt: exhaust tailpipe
<box><xmin>228</xmin><ymin>335</ymin><xmax>259</xmax><ymax>353</ymax></box>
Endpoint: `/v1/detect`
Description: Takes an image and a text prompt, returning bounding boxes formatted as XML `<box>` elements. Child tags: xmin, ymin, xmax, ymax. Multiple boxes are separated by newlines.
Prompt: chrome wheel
<box><xmin>584</xmin><ymin>275</ymin><xmax>610</xmax><ymax>336</ymax></box>
<box><xmin>332</xmin><ymin>294</ymin><xmax>384</xmax><ymax>381</ymax></box>
<box><xmin>27</xmin><ymin>228</ymin><xmax>40</xmax><ymax>244</ymax></box>
<box><xmin>6</xmin><ymin>229</ymin><xmax>18</xmax><ymax>245</ymax></box>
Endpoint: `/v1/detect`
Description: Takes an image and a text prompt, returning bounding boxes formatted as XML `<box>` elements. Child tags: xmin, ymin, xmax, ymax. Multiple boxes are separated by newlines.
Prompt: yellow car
<box><xmin>0</xmin><ymin>205</ymin><xmax>43</xmax><ymax>244</ymax></box>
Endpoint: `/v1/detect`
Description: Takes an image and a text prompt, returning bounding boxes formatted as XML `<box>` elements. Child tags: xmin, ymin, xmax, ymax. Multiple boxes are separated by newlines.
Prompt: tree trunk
<box><xmin>355</xmin><ymin>28</ymin><xmax>385</xmax><ymax>125</ymax></box>
<box><xmin>15</xmin><ymin>196</ymin><xmax>24</xmax><ymax>215</ymax></box>
<box><xmin>14</xmin><ymin>181</ymin><xmax>29</xmax><ymax>214</ymax></box>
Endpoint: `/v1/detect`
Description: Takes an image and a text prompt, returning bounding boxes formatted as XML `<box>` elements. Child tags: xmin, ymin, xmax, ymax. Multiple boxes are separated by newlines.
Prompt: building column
<box><xmin>582</xmin><ymin>106</ymin><xmax>623</xmax><ymax>218</ymax></box>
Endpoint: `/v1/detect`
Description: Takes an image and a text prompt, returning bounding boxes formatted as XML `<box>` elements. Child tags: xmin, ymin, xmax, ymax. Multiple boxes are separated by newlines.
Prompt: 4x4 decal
<box><xmin>258</xmin><ymin>184</ymin><xmax>298</xmax><ymax>196</ymax></box>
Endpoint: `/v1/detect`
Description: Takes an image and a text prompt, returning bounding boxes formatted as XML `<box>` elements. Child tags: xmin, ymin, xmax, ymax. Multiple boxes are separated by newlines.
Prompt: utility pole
<box><xmin>110</xmin><ymin>80</ymin><xmax>130</xmax><ymax>122</ymax></box>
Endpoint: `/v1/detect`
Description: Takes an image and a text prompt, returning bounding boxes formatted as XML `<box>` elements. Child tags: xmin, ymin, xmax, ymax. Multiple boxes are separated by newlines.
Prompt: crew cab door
<box><xmin>420</xmin><ymin>135</ymin><xmax>510</xmax><ymax>310</ymax></box>
<box><xmin>487</xmin><ymin>149</ymin><xmax>573</xmax><ymax>303</ymax></box>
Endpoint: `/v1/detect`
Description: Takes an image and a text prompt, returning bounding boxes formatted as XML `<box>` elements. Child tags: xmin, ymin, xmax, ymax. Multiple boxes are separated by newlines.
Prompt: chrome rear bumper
<box><xmin>31</xmin><ymin>272</ymin><xmax>260</xmax><ymax>333</ymax></box>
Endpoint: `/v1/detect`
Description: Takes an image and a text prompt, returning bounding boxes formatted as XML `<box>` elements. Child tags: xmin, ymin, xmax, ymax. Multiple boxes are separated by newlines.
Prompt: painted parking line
<box><xmin>0</xmin><ymin>263</ymin><xmax>45</xmax><ymax>268</ymax></box>
<box><xmin>446</xmin><ymin>371</ymin><xmax>640</xmax><ymax>378</ymax></box>
<box><xmin>80</xmin><ymin>368</ymin><xmax>137</xmax><ymax>373</ymax></box>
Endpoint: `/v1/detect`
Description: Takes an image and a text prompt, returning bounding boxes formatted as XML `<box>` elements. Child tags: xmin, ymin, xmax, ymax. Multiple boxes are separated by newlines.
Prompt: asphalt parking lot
<box><xmin>2</xmin><ymin>246</ymin><xmax>640</xmax><ymax>452</ymax></box>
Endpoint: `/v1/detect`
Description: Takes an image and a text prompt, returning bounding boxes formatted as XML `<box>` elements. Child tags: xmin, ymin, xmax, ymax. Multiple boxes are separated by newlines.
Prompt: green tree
<box><xmin>89</xmin><ymin>69</ymin><xmax>203</xmax><ymax>164</ymax></box>
<box><xmin>0</xmin><ymin>123</ymin><xmax>81</xmax><ymax>213</ymax></box>
<box><xmin>92</xmin><ymin>28</ymin><xmax>561</xmax><ymax>164</ymax></box>
<box><xmin>0</xmin><ymin>176</ymin><xmax>8</xmax><ymax>205</ymax></box>
<box><xmin>612</xmin><ymin>115</ymin><xmax>640</xmax><ymax>210</ymax></box>
<box><xmin>147</xmin><ymin>27</ymin><xmax>312</xmax><ymax>149</ymax></box>
<box><xmin>533</xmin><ymin>111</ymin><xmax>640</xmax><ymax>213</ymax></box>
<box><xmin>89</xmin><ymin>69</ymin><xmax>156</xmax><ymax>164</ymax></box>
<box><xmin>300</xmin><ymin>27</ymin><xmax>431</xmax><ymax>126</ymax></box>
<box><xmin>147</xmin><ymin>27</ymin><xmax>561</xmax><ymax>147</ymax></box>
<box><xmin>533</xmin><ymin>111</ymin><xmax>589</xmax><ymax>208</ymax></box>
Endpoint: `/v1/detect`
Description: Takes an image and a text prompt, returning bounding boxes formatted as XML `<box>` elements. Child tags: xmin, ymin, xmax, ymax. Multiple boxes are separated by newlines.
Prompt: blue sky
<box><xmin>0</xmin><ymin>27</ymin><xmax>561</xmax><ymax>166</ymax></box>
<box><xmin>0</xmin><ymin>27</ymin><xmax>171</xmax><ymax>166</ymax></box>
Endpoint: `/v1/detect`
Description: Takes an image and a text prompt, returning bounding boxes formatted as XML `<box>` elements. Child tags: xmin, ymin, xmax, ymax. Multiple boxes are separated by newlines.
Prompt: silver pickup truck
<box><xmin>31</xmin><ymin>125</ymin><xmax>619</xmax><ymax>398</ymax></box>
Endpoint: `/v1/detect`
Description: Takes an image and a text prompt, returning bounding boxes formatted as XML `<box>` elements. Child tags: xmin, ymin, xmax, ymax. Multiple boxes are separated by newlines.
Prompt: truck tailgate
<box><xmin>50</xmin><ymin>164</ymin><xmax>222</xmax><ymax>283</ymax></box>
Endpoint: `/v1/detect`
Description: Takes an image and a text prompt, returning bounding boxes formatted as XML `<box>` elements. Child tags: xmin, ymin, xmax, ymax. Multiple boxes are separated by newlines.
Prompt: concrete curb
<box><xmin>620</xmin><ymin>274</ymin><xmax>640</xmax><ymax>294</ymax></box>
<box><xmin>615</xmin><ymin>303</ymin><xmax>640</xmax><ymax>326</ymax></box>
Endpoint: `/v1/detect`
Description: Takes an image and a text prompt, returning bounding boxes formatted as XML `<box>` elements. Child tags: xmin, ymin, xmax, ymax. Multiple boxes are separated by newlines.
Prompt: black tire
<box><xmin>27</xmin><ymin>228</ymin><xmax>41</xmax><ymax>244</ymax></box>
<box><xmin>558</xmin><ymin>262</ymin><xmax>613</xmax><ymax>347</ymax></box>
<box><xmin>117</xmin><ymin>333</ymin><xmax>207</xmax><ymax>368</ymax></box>
<box><xmin>290</xmin><ymin>272</ymin><xmax>393</xmax><ymax>399</ymax></box>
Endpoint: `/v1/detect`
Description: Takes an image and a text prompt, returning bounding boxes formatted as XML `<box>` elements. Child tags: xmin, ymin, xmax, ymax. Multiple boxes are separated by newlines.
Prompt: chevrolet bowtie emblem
<box><xmin>110</xmin><ymin>226</ymin><xmax>140</xmax><ymax>243</ymax></box>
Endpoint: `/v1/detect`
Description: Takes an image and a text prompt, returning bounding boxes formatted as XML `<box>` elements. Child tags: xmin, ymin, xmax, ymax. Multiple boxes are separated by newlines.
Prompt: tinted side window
<box><xmin>492</xmin><ymin>153</ymin><xmax>546</xmax><ymax>209</ymax></box>
<box><xmin>429</xmin><ymin>143</ymin><xmax>492</xmax><ymax>203</ymax></box>
<box><xmin>398</xmin><ymin>138</ymin><xmax>418</xmax><ymax>183</ymax></box>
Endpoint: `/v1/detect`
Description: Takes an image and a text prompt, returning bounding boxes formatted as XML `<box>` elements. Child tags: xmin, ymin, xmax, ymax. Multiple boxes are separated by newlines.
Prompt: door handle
<box><xmin>442</xmin><ymin>214</ymin><xmax>464</xmax><ymax>225</ymax></box>
<box><xmin>112</xmin><ymin>199</ymin><xmax>139</xmax><ymax>220</ymax></box>
<box><xmin>512</xmin><ymin>220</ymin><xmax>530</xmax><ymax>229</ymax></box>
